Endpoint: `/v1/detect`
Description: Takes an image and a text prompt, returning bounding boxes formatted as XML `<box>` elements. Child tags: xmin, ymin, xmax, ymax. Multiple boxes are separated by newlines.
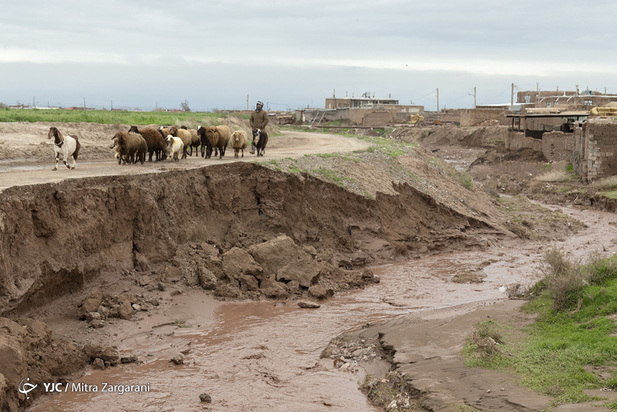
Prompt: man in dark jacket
<box><xmin>250</xmin><ymin>101</ymin><xmax>268</xmax><ymax>154</ymax></box>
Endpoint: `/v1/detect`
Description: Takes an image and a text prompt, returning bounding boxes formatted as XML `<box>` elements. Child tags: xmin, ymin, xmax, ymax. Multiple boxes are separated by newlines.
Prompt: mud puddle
<box><xmin>28</xmin><ymin>205</ymin><xmax>617</xmax><ymax>412</ymax></box>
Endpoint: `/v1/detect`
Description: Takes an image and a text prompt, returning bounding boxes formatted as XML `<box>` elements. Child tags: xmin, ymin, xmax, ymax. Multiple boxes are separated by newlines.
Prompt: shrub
<box><xmin>471</xmin><ymin>320</ymin><xmax>504</xmax><ymax>357</ymax></box>
<box><xmin>458</xmin><ymin>170</ymin><xmax>473</xmax><ymax>189</ymax></box>
<box><xmin>541</xmin><ymin>247</ymin><xmax>585</xmax><ymax>311</ymax></box>
<box><xmin>583</xmin><ymin>252</ymin><xmax>617</xmax><ymax>286</ymax></box>
<box><xmin>534</xmin><ymin>168</ymin><xmax>571</xmax><ymax>183</ymax></box>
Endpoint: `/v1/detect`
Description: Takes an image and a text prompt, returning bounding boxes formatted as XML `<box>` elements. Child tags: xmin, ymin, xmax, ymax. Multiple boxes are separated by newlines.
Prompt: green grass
<box><xmin>354</xmin><ymin>135</ymin><xmax>416</xmax><ymax>158</ymax></box>
<box><xmin>464</xmin><ymin>252</ymin><xmax>617</xmax><ymax>407</ymax></box>
<box><xmin>0</xmin><ymin>108</ymin><xmax>226</xmax><ymax>126</ymax></box>
<box><xmin>266</xmin><ymin>159</ymin><xmax>281</xmax><ymax>171</ymax></box>
<box><xmin>287</xmin><ymin>165</ymin><xmax>301</xmax><ymax>174</ymax></box>
<box><xmin>597</xmin><ymin>191</ymin><xmax>617</xmax><ymax>200</ymax></box>
<box><xmin>518</xmin><ymin>287</ymin><xmax>617</xmax><ymax>404</ymax></box>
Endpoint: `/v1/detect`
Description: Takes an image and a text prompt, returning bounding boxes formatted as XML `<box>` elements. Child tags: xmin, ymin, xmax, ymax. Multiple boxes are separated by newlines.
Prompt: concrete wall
<box><xmin>541</xmin><ymin>131</ymin><xmax>575</xmax><ymax>162</ymax></box>
<box><xmin>574</xmin><ymin>119</ymin><xmax>617</xmax><ymax>182</ymax></box>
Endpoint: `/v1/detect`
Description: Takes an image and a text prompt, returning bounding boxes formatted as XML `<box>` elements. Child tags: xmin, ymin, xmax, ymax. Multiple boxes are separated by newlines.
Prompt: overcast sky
<box><xmin>2</xmin><ymin>1</ymin><xmax>617</xmax><ymax>112</ymax></box>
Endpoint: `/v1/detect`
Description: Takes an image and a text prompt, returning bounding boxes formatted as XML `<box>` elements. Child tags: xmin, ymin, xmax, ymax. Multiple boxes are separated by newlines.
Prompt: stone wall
<box><xmin>574</xmin><ymin>119</ymin><xmax>617</xmax><ymax>182</ymax></box>
<box><xmin>541</xmin><ymin>131</ymin><xmax>575</xmax><ymax>162</ymax></box>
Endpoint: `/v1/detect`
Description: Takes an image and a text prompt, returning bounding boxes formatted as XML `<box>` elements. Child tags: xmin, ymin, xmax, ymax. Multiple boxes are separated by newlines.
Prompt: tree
<box><xmin>180</xmin><ymin>100</ymin><xmax>191</xmax><ymax>112</ymax></box>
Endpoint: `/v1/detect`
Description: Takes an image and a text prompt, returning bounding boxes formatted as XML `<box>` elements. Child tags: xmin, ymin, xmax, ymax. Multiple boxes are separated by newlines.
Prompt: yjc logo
<box><xmin>18</xmin><ymin>378</ymin><xmax>38</xmax><ymax>399</ymax></box>
<box><xmin>43</xmin><ymin>382</ymin><xmax>64</xmax><ymax>392</ymax></box>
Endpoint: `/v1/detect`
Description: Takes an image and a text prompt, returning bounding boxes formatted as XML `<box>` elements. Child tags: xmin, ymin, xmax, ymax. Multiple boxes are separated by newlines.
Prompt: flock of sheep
<box><xmin>112</xmin><ymin>124</ymin><xmax>262</xmax><ymax>165</ymax></box>
<box><xmin>48</xmin><ymin>124</ymin><xmax>268</xmax><ymax>170</ymax></box>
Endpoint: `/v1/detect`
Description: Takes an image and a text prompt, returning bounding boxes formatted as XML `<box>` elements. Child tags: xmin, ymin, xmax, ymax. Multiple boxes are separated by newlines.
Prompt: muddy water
<box><xmin>29</xmin><ymin>205</ymin><xmax>617</xmax><ymax>412</ymax></box>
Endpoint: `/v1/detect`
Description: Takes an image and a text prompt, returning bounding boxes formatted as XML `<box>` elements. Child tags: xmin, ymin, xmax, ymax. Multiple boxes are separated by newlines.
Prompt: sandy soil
<box><xmin>1</xmin><ymin>122</ymin><xmax>616</xmax><ymax>411</ymax></box>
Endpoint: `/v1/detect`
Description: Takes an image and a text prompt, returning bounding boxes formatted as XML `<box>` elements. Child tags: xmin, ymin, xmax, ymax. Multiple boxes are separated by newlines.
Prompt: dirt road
<box><xmin>0</xmin><ymin>130</ymin><xmax>371</xmax><ymax>190</ymax></box>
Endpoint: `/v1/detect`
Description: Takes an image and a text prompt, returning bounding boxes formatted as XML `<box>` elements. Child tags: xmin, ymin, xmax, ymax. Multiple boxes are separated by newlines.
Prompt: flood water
<box><xmin>28</xmin><ymin>205</ymin><xmax>617</xmax><ymax>412</ymax></box>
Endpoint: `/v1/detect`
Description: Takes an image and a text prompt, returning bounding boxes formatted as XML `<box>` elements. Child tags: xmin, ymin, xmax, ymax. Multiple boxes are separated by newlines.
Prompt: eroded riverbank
<box><xmin>26</xmin><ymin>203</ymin><xmax>617</xmax><ymax>411</ymax></box>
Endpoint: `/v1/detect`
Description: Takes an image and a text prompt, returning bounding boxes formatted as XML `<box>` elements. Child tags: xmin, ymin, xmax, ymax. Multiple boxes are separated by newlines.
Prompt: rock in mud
<box><xmin>170</xmin><ymin>354</ymin><xmax>184</xmax><ymax>365</ymax></box>
<box><xmin>308</xmin><ymin>285</ymin><xmax>334</xmax><ymax>300</ymax></box>
<box><xmin>85</xmin><ymin>311</ymin><xmax>101</xmax><ymax>322</ymax></box>
<box><xmin>259</xmin><ymin>278</ymin><xmax>290</xmax><ymax>299</ymax></box>
<box><xmin>199</xmin><ymin>392</ymin><xmax>212</xmax><ymax>403</ymax></box>
<box><xmin>361</xmin><ymin>269</ymin><xmax>380</xmax><ymax>283</ymax></box>
<box><xmin>121</xmin><ymin>355</ymin><xmax>138</xmax><ymax>364</ymax></box>
<box><xmin>297</xmin><ymin>301</ymin><xmax>321</xmax><ymax>309</ymax></box>
<box><xmin>84</xmin><ymin>344</ymin><xmax>119</xmax><ymax>366</ymax></box>
<box><xmin>137</xmin><ymin>274</ymin><xmax>151</xmax><ymax>287</ymax></box>
<box><xmin>222</xmin><ymin>247</ymin><xmax>263</xmax><ymax>280</ymax></box>
<box><xmin>89</xmin><ymin>319</ymin><xmax>105</xmax><ymax>329</ymax></box>
<box><xmin>79</xmin><ymin>291</ymin><xmax>103</xmax><ymax>318</ymax></box>
<box><xmin>117</xmin><ymin>299</ymin><xmax>133</xmax><ymax>320</ymax></box>
<box><xmin>92</xmin><ymin>358</ymin><xmax>105</xmax><ymax>370</ymax></box>
<box><xmin>197</xmin><ymin>266</ymin><xmax>218</xmax><ymax>290</ymax></box>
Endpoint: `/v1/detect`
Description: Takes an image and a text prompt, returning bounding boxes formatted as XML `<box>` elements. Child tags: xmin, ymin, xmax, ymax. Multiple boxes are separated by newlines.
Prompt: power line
<box><xmin>411</xmin><ymin>89</ymin><xmax>437</xmax><ymax>102</ymax></box>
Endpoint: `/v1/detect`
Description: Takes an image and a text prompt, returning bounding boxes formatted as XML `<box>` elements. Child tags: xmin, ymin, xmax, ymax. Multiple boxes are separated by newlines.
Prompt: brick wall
<box><xmin>460</xmin><ymin>108</ymin><xmax>508</xmax><ymax>127</ymax></box>
<box><xmin>574</xmin><ymin>119</ymin><xmax>617</xmax><ymax>182</ymax></box>
<box><xmin>362</xmin><ymin>110</ymin><xmax>395</xmax><ymax>126</ymax></box>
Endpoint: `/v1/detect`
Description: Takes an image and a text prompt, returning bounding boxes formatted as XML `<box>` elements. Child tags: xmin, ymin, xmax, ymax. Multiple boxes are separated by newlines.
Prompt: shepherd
<box><xmin>48</xmin><ymin>126</ymin><xmax>81</xmax><ymax>170</ymax></box>
<box><xmin>249</xmin><ymin>101</ymin><xmax>269</xmax><ymax>154</ymax></box>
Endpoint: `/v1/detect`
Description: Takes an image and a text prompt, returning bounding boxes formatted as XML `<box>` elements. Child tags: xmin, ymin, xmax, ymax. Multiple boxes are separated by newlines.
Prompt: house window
<box><xmin>524</xmin><ymin>95</ymin><xmax>531</xmax><ymax>103</ymax></box>
<box><xmin>584</xmin><ymin>99</ymin><xmax>593</xmax><ymax>106</ymax></box>
<box><xmin>546</xmin><ymin>102</ymin><xmax>552</xmax><ymax>107</ymax></box>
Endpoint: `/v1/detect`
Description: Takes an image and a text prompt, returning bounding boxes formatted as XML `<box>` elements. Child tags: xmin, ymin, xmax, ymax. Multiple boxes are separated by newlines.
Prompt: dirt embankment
<box><xmin>0</xmin><ymin>161</ymin><xmax>508</xmax><ymax>316</ymax></box>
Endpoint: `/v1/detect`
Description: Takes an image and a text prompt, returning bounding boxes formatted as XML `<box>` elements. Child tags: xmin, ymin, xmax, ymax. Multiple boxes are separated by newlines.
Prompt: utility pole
<box><xmin>474</xmin><ymin>87</ymin><xmax>477</xmax><ymax>108</ymax></box>
<box><xmin>510</xmin><ymin>83</ymin><xmax>514</xmax><ymax>112</ymax></box>
<box><xmin>246</xmin><ymin>94</ymin><xmax>249</xmax><ymax>110</ymax></box>
<box><xmin>436</xmin><ymin>88</ymin><xmax>439</xmax><ymax>112</ymax></box>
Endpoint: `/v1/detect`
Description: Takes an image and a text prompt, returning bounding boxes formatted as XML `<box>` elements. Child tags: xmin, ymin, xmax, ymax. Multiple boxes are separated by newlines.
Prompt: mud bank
<box><xmin>0</xmin><ymin>159</ymin><xmax>514</xmax><ymax>410</ymax></box>
<box><xmin>0</xmin><ymin>162</ymin><xmax>508</xmax><ymax>315</ymax></box>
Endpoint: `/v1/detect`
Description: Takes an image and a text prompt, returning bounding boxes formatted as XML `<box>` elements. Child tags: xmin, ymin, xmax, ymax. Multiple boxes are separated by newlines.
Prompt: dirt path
<box><xmin>0</xmin><ymin>130</ymin><xmax>371</xmax><ymax>190</ymax></box>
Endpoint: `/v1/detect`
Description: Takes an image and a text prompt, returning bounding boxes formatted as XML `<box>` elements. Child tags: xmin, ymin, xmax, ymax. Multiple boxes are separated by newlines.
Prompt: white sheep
<box><xmin>166</xmin><ymin>135</ymin><xmax>184</xmax><ymax>161</ymax></box>
<box><xmin>230</xmin><ymin>130</ymin><xmax>248</xmax><ymax>158</ymax></box>
<box><xmin>169</xmin><ymin>126</ymin><xmax>191</xmax><ymax>159</ymax></box>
